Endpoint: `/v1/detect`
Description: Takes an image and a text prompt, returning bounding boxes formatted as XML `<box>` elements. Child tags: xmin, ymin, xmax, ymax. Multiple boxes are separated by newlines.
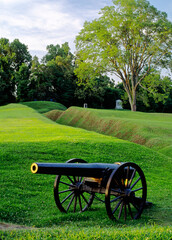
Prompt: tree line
<box><xmin>0</xmin><ymin>38</ymin><xmax>122</xmax><ymax>109</ymax></box>
<box><xmin>0</xmin><ymin>0</ymin><xmax>172</xmax><ymax>112</ymax></box>
<box><xmin>0</xmin><ymin>37</ymin><xmax>171</xmax><ymax>112</ymax></box>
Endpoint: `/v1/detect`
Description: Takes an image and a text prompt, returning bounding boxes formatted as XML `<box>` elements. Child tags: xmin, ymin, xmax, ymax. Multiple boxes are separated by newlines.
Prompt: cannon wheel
<box><xmin>105</xmin><ymin>162</ymin><xmax>147</xmax><ymax>221</ymax></box>
<box><xmin>54</xmin><ymin>158</ymin><xmax>95</xmax><ymax>213</ymax></box>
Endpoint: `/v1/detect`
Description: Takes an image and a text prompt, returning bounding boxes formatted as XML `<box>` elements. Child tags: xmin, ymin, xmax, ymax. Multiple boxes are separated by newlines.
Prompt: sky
<box><xmin>0</xmin><ymin>0</ymin><xmax>172</xmax><ymax>59</ymax></box>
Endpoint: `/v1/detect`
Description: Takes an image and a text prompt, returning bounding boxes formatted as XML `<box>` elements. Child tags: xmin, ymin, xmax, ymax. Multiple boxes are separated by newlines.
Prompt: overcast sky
<box><xmin>1</xmin><ymin>0</ymin><xmax>172</xmax><ymax>59</ymax></box>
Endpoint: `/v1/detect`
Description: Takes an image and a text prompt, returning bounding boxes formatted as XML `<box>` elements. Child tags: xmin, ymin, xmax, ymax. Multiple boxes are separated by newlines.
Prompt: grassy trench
<box><xmin>0</xmin><ymin>104</ymin><xmax>171</xmax><ymax>239</ymax></box>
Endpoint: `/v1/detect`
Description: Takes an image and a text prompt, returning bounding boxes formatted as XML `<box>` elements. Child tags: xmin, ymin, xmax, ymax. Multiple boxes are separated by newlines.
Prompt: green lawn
<box><xmin>0</xmin><ymin>104</ymin><xmax>171</xmax><ymax>239</ymax></box>
<box><xmin>21</xmin><ymin>101</ymin><xmax>67</xmax><ymax>113</ymax></box>
<box><xmin>56</xmin><ymin>107</ymin><xmax>172</xmax><ymax>155</ymax></box>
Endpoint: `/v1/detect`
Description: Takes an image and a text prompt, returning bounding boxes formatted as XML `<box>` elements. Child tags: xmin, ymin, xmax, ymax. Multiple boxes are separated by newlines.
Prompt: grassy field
<box><xmin>21</xmin><ymin>101</ymin><xmax>67</xmax><ymax>113</ymax></box>
<box><xmin>0</xmin><ymin>104</ymin><xmax>171</xmax><ymax>239</ymax></box>
<box><xmin>56</xmin><ymin>107</ymin><xmax>172</xmax><ymax>155</ymax></box>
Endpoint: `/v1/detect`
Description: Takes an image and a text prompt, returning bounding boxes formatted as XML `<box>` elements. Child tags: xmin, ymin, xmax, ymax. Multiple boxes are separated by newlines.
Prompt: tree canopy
<box><xmin>75</xmin><ymin>0</ymin><xmax>172</xmax><ymax>111</ymax></box>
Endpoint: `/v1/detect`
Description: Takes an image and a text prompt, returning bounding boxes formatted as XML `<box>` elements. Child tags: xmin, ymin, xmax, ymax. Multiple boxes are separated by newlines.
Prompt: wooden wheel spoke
<box><xmin>125</xmin><ymin>166</ymin><xmax>130</xmax><ymax>187</ymax></box>
<box><xmin>128</xmin><ymin>169</ymin><xmax>136</xmax><ymax>187</ymax></box>
<box><xmin>110</xmin><ymin>196</ymin><xmax>122</xmax><ymax>203</ymax></box>
<box><xmin>79</xmin><ymin>176</ymin><xmax>83</xmax><ymax>182</ymax></box>
<box><xmin>112</xmin><ymin>199</ymin><xmax>122</xmax><ymax>214</ymax></box>
<box><xmin>59</xmin><ymin>189</ymin><xmax>73</xmax><ymax>194</ymax></box>
<box><xmin>81</xmin><ymin>193</ymin><xmax>89</xmax><ymax>205</ymax></box>
<box><xmin>73</xmin><ymin>176</ymin><xmax>77</xmax><ymax>183</ymax></box>
<box><xmin>128</xmin><ymin>202</ymin><xmax>133</xmax><ymax>219</ymax></box>
<box><xmin>66</xmin><ymin>193</ymin><xmax>75</xmax><ymax>211</ymax></box>
<box><xmin>67</xmin><ymin>176</ymin><xmax>75</xmax><ymax>184</ymax></box>
<box><xmin>59</xmin><ymin>181</ymin><xmax>74</xmax><ymax>187</ymax></box>
<box><xmin>61</xmin><ymin>191</ymin><xmax>74</xmax><ymax>204</ymax></box>
<box><xmin>94</xmin><ymin>194</ymin><xmax>105</xmax><ymax>203</ymax></box>
<box><xmin>124</xmin><ymin>203</ymin><xmax>127</xmax><ymax>221</ymax></box>
<box><xmin>130</xmin><ymin>176</ymin><xmax>141</xmax><ymax>189</ymax></box>
<box><xmin>73</xmin><ymin>195</ymin><xmax>77</xmax><ymax>212</ymax></box>
<box><xmin>111</xmin><ymin>188</ymin><xmax>124</xmax><ymax>194</ymax></box>
<box><xmin>118</xmin><ymin>201</ymin><xmax>124</xmax><ymax>219</ymax></box>
<box><xmin>78</xmin><ymin>195</ymin><xmax>82</xmax><ymax>211</ymax></box>
<box><xmin>132</xmin><ymin>187</ymin><xmax>143</xmax><ymax>193</ymax></box>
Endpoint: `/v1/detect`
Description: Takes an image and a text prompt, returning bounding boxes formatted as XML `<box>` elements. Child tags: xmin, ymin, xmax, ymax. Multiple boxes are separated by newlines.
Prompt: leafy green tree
<box><xmin>104</xmin><ymin>86</ymin><xmax>123</xmax><ymax>109</ymax></box>
<box><xmin>75</xmin><ymin>0</ymin><xmax>172</xmax><ymax>111</ymax></box>
<box><xmin>40</xmin><ymin>42</ymin><xmax>77</xmax><ymax>106</ymax></box>
<box><xmin>163</xmin><ymin>86</ymin><xmax>172</xmax><ymax>113</ymax></box>
<box><xmin>0</xmin><ymin>38</ymin><xmax>32</xmax><ymax>104</ymax></box>
<box><xmin>0</xmin><ymin>38</ymin><xmax>15</xmax><ymax>105</ymax></box>
<box><xmin>11</xmin><ymin>39</ymin><xmax>32</xmax><ymax>71</ymax></box>
<box><xmin>139</xmin><ymin>73</ymin><xmax>171</xmax><ymax>105</ymax></box>
<box><xmin>118</xmin><ymin>74</ymin><xmax>172</xmax><ymax>112</ymax></box>
<box><xmin>46</xmin><ymin>57</ymin><xmax>76</xmax><ymax>106</ymax></box>
<box><xmin>29</xmin><ymin>60</ymin><xmax>52</xmax><ymax>101</ymax></box>
<box><xmin>42</xmin><ymin>42</ymin><xmax>72</xmax><ymax>63</ymax></box>
<box><xmin>75</xmin><ymin>75</ymin><xmax>112</xmax><ymax>108</ymax></box>
<box><xmin>15</xmin><ymin>63</ymin><xmax>30</xmax><ymax>102</ymax></box>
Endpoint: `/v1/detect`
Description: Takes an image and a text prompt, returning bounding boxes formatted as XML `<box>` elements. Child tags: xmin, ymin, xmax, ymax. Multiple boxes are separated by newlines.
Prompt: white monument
<box><xmin>83</xmin><ymin>103</ymin><xmax>88</xmax><ymax>108</ymax></box>
<box><xmin>115</xmin><ymin>99</ymin><xmax>123</xmax><ymax>109</ymax></box>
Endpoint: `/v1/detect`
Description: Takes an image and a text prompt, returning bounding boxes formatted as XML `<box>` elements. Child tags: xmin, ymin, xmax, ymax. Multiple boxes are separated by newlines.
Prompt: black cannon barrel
<box><xmin>31</xmin><ymin>162</ymin><xmax>122</xmax><ymax>178</ymax></box>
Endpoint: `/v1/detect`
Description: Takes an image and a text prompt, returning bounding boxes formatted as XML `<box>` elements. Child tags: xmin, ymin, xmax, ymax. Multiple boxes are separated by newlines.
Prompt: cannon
<box><xmin>31</xmin><ymin>159</ymin><xmax>147</xmax><ymax>221</ymax></box>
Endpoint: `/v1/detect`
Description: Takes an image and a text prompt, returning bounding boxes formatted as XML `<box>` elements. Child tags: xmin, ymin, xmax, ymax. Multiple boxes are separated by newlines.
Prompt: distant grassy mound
<box><xmin>0</xmin><ymin>104</ymin><xmax>171</xmax><ymax>239</ymax></box>
<box><xmin>21</xmin><ymin>101</ymin><xmax>67</xmax><ymax>113</ymax></box>
<box><xmin>44</xmin><ymin>109</ymin><xmax>64</xmax><ymax>121</ymax></box>
<box><xmin>57</xmin><ymin>107</ymin><xmax>172</xmax><ymax>153</ymax></box>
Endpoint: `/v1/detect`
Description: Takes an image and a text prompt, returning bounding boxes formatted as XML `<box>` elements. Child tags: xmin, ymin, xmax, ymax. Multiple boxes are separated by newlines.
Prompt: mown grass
<box><xmin>21</xmin><ymin>101</ymin><xmax>67</xmax><ymax>113</ymax></box>
<box><xmin>0</xmin><ymin>104</ymin><xmax>171</xmax><ymax>239</ymax></box>
<box><xmin>0</xmin><ymin>225</ymin><xmax>171</xmax><ymax>240</ymax></box>
<box><xmin>56</xmin><ymin>107</ymin><xmax>172</xmax><ymax>154</ymax></box>
<box><xmin>44</xmin><ymin>109</ymin><xmax>64</xmax><ymax>121</ymax></box>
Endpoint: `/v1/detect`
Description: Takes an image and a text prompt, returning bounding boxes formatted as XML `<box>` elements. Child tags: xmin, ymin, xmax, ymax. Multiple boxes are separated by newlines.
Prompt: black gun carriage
<box><xmin>31</xmin><ymin>159</ymin><xmax>147</xmax><ymax>221</ymax></box>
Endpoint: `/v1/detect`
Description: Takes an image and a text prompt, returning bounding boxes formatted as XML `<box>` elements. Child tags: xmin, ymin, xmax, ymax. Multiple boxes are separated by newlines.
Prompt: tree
<box><xmin>41</xmin><ymin>42</ymin><xmax>77</xmax><ymax>106</ymax></box>
<box><xmin>28</xmin><ymin>43</ymin><xmax>77</xmax><ymax>106</ymax></box>
<box><xmin>75</xmin><ymin>75</ymin><xmax>113</xmax><ymax>108</ymax></box>
<box><xmin>42</xmin><ymin>42</ymin><xmax>72</xmax><ymax>63</ymax></box>
<box><xmin>0</xmin><ymin>38</ymin><xmax>15</xmax><ymax>105</ymax></box>
<box><xmin>29</xmin><ymin>60</ymin><xmax>52</xmax><ymax>101</ymax></box>
<box><xmin>15</xmin><ymin>63</ymin><xmax>30</xmax><ymax>102</ymax></box>
<box><xmin>117</xmin><ymin>74</ymin><xmax>172</xmax><ymax>112</ymax></box>
<box><xmin>75</xmin><ymin>0</ymin><xmax>172</xmax><ymax>111</ymax></box>
<box><xmin>0</xmin><ymin>38</ymin><xmax>32</xmax><ymax>104</ymax></box>
<box><xmin>11</xmin><ymin>39</ymin><xmax>32</xmax><ymax>71</ymax></box>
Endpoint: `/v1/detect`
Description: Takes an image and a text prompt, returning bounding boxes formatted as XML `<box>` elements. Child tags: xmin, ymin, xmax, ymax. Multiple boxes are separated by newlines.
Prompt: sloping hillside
<box><xmin>56</xmin><ymin>107</ymin><xmax>172</xmax><ymax>155</ymax></box>
<box><xmin>21</xmin><ymin>101</ymin><xmax>67</xmax><ymax>113</ymax></box>
<box><xmin>0</xmin><ymin>104</ymin><xmax>171</xmax><ymax>239</ymax></box>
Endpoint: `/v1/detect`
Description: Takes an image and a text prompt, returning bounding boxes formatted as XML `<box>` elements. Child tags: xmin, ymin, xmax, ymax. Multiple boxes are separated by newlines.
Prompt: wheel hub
<box><xmin>73</xmin><ymin>181</ymin><xmax>83</xmax><ymax>193</ymax></box>
<box><xmin>124</xmin><ymin>188</ymin><xmax>135</xmax><ymax>198</ymax></box>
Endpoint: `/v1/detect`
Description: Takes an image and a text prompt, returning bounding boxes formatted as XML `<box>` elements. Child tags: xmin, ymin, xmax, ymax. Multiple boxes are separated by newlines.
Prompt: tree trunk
<box><xmin>131</xmin><ymin>90</ymin><xmax>137</xmax><ymax>111</ymax></box>
<box><xmin>123</xmin><ymin>82</ymin><xmax>137</xmax><ymax>111</ymax></box>
<box><xmin>128</xmin><ymin>90</ymin><xmax>137</xmax><ymax>111</ymax></box>
<box><xmin>131</xmin><ymin>102</ymin><xmax>137</xmax><ymax>111</ymax></box>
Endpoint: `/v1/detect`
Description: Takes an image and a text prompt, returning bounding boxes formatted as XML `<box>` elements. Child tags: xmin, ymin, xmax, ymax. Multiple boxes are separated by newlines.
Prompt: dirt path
<box><xmin>0</xmin><ymin>222</ymin><xmax>32</xmax><ymax>230</ymax></box>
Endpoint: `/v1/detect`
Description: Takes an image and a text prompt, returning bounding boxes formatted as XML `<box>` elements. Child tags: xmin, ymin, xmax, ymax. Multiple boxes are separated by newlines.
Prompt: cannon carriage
<box><xmin>31</xmin><ymin>158</ymin><xmax>147</xmax><ymax>221</ymax></box>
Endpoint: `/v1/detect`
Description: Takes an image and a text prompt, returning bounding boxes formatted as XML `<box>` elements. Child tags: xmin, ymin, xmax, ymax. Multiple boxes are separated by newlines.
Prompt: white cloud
<box><xmin>30</xmin><ymin>2</ymin><xmax>80</xmax><ymax>31</ymax></box>
<box><xmin>0</xmin><ymin>0</ymin><xmax>171</xmax><ymax>59</ymax></box>
<box><xmin>1</xmin><ymin>0</ymin><xmax>30</xmax><ymax>4</ymax></box>
<box><xmin>0</xmin><ymin>0</ymin><xmax>83</xmax><ymax>54</ymax></box>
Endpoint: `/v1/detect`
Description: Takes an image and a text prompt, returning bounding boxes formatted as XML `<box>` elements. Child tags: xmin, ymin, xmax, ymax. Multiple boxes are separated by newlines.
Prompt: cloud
<box><xmin>0</xmin><ymin>0</ymin><xmax>171</xmax><ymax>59</ymax></box>
<box><xmin>1</xmin><ymin>0</ymin><xmax>30</xmax><ymax>4</ymax></box>
<box><xmin>0</xmin><ymin>0</ymin><xmax>83</xmax><ymax>54</ymax></box>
